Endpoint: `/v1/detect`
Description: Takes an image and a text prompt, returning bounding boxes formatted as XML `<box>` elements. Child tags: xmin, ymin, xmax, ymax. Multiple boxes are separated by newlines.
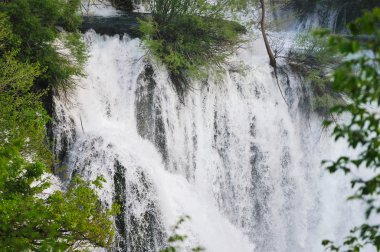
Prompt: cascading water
<box><xmin>52</xmin><ymin>6</ymin><xmax>363</xmax><ymax>252</ymax></box>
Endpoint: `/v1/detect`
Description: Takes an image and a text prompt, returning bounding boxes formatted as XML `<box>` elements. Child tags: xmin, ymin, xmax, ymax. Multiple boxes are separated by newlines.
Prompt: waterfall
<box><xmin>52</xmin><ymin>11</ymin><xmax>363</xmax><ymax>252</ymax></box>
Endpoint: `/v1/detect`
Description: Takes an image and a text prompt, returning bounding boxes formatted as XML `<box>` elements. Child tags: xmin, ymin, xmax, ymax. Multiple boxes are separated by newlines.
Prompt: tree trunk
<box><xmin>260</xmin><ymin>0</ymin><xmax>276</xmax><ymax>68</ymax></box>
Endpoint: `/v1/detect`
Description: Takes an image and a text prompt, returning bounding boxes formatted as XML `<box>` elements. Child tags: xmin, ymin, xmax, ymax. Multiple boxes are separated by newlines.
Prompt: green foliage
<box><xmin>0</xmin><ymin>0</ymin><xmax>85</xmax><ymax>91</ymax></box>
<box><xmin>46</xmin><ymin>176</ymin><xmax>117</xmax><ymax>250</ymax></box>
<box><xmin>0</xmin><ymin>14</ymin><xmax>116</xmax><ymax>251</ymax></box>
<box><xmin>160</xmin><ymin>216</ymin><xmax>205</xmax><ymax>252</ymax></box>
<box><xmin>0</xmin><ymin>13</ymin><xmax>49</xmax><ymax>167</ymax></box>
<box><xmin>139</xmin><ymin>0</ymin><xmax>246</xmax><ymax>98</ymax></box>
<box><xmin>318</xmin><ymin>7</ymin><xmax>380</xmax><ymax>252</ymax></box>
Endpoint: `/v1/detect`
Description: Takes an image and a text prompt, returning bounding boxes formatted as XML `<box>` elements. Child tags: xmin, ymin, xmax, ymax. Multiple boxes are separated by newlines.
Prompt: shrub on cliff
<box><xmin>286</xmin><ymin>33</ymin><xmax>345</xmax><ymax>116</ymax></box>
<box><xmin>139</xmin><ymin>0</ymin><xmax>246</xmax><ymax>99</ymax></box>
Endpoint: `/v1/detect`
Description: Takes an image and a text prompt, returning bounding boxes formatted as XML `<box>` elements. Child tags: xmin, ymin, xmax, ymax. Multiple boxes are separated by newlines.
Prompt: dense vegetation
<box><xmin>0</xmin><ymin>1</ymin><xmax>116</xmax><ymax>251</ymax></box>
<box><xmin>319</xmin><ymin>8</ymin><xmax>380</xmax><ymax>251</ymax></box>
<box><xmin>0</xmin><ymin>0</ymin><xmax>86</xmax><ymax>94</ymax></box>
<box><xmin>139</xmin><ymin>0</ymin><xmax>246</xmax><ymax>98</ymax></box>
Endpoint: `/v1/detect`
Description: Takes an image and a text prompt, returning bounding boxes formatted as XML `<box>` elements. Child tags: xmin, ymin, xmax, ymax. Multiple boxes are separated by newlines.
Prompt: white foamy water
<box><xmin>52</xmin><ymin>22</ymin><xmax>363</xmax><ymax>252</ymax></box>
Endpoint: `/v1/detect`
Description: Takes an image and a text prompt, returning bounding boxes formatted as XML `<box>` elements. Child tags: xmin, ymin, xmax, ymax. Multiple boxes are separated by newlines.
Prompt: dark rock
<box><xmin>135</xmin><ymin>65</ymin><xmax>168</xmax><ymax>162</ymax></box>
<box><xmin>114</xmin><ymin>160</ymin><xmax>128</xmax><ymax>250</ymax></box>
<box><xmin>110</xmin><ymin>0</ymin><xmax>134</xmax><ymax>12</ymax></box>
<box><xmin>80</xmin><ymin>13</ymin><xmax>150</xmax><ymax>37</ymax></box>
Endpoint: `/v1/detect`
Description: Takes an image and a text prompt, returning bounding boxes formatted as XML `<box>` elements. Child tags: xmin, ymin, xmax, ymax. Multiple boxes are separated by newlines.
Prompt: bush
<box><xmin>286</xmin><ymin>33</ymin><xmax>344</xmax><ymax>117</ymax></box>
<box><xmin>139</xmin><ymin>0</ymin><xmax>246</xmax><ymax>98</ymax></box>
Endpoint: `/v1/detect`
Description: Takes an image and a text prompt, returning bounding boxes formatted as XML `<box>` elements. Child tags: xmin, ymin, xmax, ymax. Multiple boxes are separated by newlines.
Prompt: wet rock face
<box><xmin>114</xmin><ymin>160</ymin><xmax>128</xmax><ymax>250</ymax></box>
<box><xmin>125</xmin><ymin>169</ymin><xmax>166</xmax><ymax>252</ymax></box>
<box><xmin>80</xmin><ymin>13</ymin><xmax>148</xmax><ymax>37</ymax></box>
<box><xmin>135</xmin><ymin>64</ymin><xmax>168</xmax><ymax>162</ymax></box>
<box><xmin>113</xmin><ymin>160</ymin><xmax>165</xmax><ymax>252</ymax></box>
<box><xmin>274</xmin><ymin>0</ymin><xmax>379</xmax><ymax>32</ymax></box>
<box><xmin>65</xmin><ymin>138</ymin><xmax>166</xmax><ymax>252</ymax></box>
<box><xmin>110</xmin><ymin>0</ymin><xmax>134</xmax><ymax>12</ymax></box>
<box><xmin>52</xmin><ymin>98</ymin><xmax>76</xmax><ymax>178</ymax></box>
